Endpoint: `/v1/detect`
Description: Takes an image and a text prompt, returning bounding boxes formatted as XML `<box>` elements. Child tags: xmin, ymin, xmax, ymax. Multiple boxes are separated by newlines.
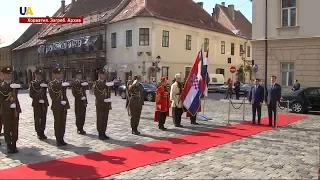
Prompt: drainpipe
<box><xmin>264</xmin><ymin>0</ymin><xmax>268</xmax><ymax>102</ymax></box>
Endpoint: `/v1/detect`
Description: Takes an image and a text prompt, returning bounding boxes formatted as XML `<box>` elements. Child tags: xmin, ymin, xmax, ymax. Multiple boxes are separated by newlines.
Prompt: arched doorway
<box><xmin>13</xmin><ymin>71</ymin><xmax>18</xmax><ymax>83</ymax></box>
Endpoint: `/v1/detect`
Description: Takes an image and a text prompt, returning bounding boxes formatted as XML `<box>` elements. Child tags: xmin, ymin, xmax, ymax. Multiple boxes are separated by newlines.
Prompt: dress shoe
<box><xmin>159</xmin><ymin>126</ymin><xmax>167</xmax><ymax>131</ymax></box>
<box><xmin>191</xmin><ymin>122</ymin><xmax>199</xmax><ymax>125</ymax></box>
<box><xmin>38</xmin><ymin>135</ymin><xmax>48</xmax><ymax>140</ymax></box>
<box><xmin>57</xmin><ymin>140</ymin><xmax>67</xmax><ymax>146</ymax></box>
<box><xmin>99</xmin><ymin>136</ymin><xmax>106</xmax><ymax>140</ymax></box>
<box><xmin>132</xmin><ymin>131</ymin><xmax>141</xmax><ymax>135</ymax></box>
<box><xmin>77</xmin><ymin>130</ymin><xmax>86</xmax><ymax>135</ymax></box>
<box><xmin>175</xmin><ymin>124</ymin><xmax>183</xmax><ymax>127</ymax></box>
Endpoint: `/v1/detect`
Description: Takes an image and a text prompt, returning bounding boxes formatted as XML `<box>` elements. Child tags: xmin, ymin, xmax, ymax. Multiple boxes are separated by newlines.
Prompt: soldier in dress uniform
<box><xmin>29</xmin><ymin>69</ymin><xmax>49</xmax><ymax>140</ymax></box>
<box><xmin>127</xmin><ymin>75</ymin><xmax>143</xmax><ymax>135</ymax></box>
<box><xmin>94</xmin><ymin>69</ymin><xmax>113</xmax><ymax>140</ymax></box>
<box><xmin>0</xmin><ymin>71</ymin><xmax>3</xmax><ymax>136</ymax></box>
<box><xmin>72</xmin><ymin>70</ymin><xmax>88</xmax><ymax>135</ymax></box>
<box><xmin>154</xmin><ymin>77</ymin><xmax>170</xmax><ymax>130</ymax></box>
<box><xmin>125</xmin><ymin>76</ymin><xmax>133</xmax><ymax>109</ymax></box>
<box><xmin>170</xmin><ymin>73</ymin><xmax>184</xmax><ymax>127</ymax></box>
<box><xmin>48</xmin><ymin>67</ymin><xmax>70</xmax><ymax>146</ymax></box>
<box><xmin>0</xmin><ymin>67</ymin><xmax>22</xmax><ymax>153</ymax></box>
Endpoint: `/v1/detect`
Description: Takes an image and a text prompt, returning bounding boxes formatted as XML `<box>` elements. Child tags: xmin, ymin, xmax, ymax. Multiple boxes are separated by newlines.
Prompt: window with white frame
<box><xmin>281</xmin><ymin>0</ymin><xmax>296</xmax><ymax>27</ymax></box>
<box><xmin>280</xmin><ymin>62</ymin><xmax>294</xmax><ymax>86</ymax></box>
<box><xmin>185</xmin><ymin>66</ymin><xmax>191</xmax><ymax>79</ymax></box>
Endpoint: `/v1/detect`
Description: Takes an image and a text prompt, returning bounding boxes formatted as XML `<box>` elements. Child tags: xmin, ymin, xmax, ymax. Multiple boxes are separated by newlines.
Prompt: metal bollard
<box><xmin>242</xmin><ymin>99</ymin><xmax>245</xmax><ymax>121</ymax></box>
<box><xmin>286</xmin><ymin>100</ymin><xmax>290</xmax><ymax>125</ymax></box>
<box><xmin>227</xmin><ymin>99</ymin><xmax>231</xmax><ymax>125</ymax></box>
<box><xmin>275</xmin><ymin>101</ymin><xmax>279</xmax><ymax>129</ymax></box>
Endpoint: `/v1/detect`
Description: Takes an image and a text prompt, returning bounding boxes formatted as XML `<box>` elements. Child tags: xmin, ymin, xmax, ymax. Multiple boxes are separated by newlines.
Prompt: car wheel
<box><xmin>146</xmin><ymin>93</ymin><xmax>153</xmax><ymax>102</ymax></box>
<box><xmin>292</xmin><ymin>102</ymin><xmax>303</xmax><ymax>113</ymax></box>
<box><xmin>120</xmin><ymin>91</ymin><xmax>126</xmax><ymax>99</ymax></box>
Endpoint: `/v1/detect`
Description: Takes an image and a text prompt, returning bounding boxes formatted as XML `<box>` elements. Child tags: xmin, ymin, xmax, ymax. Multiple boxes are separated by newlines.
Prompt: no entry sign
<box><xmin>230</xmin><ymin>66</ymin><xmax>236</xmax><ymax>73</ymax></box>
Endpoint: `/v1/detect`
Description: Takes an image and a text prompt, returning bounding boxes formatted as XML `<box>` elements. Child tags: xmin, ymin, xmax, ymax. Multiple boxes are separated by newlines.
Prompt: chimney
<box><xmin>61</xmin><ymin>0</ymin><xmax>65</xmax><ymax>14</ymax></box>
<box><xmin>212</xmin><ymin>8</ymin><xmax>217</xmax><ymax>22</ymax></box>
<box><xmin>72</xmin><ymin>0</ymin><xmax>76</xmax><ymax>4</ymax></box>
<box><xmin>196</xmin><ymin>2</ymin><xmax>203</xmax><ymax>8</ymax></box>
<box><xmin>221</xmin><ymin>2</ymin><xmax>225</xmax><ymax>6</ymax></box>
<box><xmin>228</xmin><ymin>4</ymin><xmax>235</xmax><ymax>20</ymax></box>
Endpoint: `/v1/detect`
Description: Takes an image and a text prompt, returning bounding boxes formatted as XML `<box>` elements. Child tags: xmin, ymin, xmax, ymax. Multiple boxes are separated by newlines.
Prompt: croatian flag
<box><xmin>181</xmin><ymin>51</ymin><xmax>202</xmax><ymax>116</ymax></box>
<box><xmin>200</xmin><ymin>50</ymin><xmax>208</xmax><ymax>97</ymax></box>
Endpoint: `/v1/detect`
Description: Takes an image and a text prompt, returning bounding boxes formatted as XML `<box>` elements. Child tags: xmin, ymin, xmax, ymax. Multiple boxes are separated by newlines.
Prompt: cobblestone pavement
<box><xmin>0</xmin><ymin>90</ymin><xmax>319</xmax><ymax>179</ymax></box>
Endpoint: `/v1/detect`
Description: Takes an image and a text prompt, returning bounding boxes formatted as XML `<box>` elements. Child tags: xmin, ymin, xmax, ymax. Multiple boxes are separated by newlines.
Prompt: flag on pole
<box><xmin>200</xmin><ymin>50</ymin><xmax>208</xmax><ymax>97</ymax></box>
<box><xmin>181</xmin><ymin>51</ymin><xmax>202</xmax><ymax>116</ymax></box>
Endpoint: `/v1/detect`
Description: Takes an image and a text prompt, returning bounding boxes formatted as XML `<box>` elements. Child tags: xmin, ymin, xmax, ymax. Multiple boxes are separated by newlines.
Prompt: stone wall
<box><xmin>252</xmin><ymin>38</ymin><xmax>320</xmax><ymax>87</ymax></box>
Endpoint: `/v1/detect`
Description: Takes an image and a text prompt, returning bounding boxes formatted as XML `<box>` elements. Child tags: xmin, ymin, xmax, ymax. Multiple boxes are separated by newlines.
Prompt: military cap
<box><xmin>34</xmin><ymin>68</ymin><xmax>43</xmax><ymax>74</ymax></box>
<box><xmin>1</xmin><ymin>67</ymin><xmax>12</xmax><ymax>74</ymax></box>
<box><xmin>97</xmin><ymin>69</ymin><xmax>106</xmax><ymax>74</ymax></box>
<box><xmin>75</xmin><ymin>69</ymin><xmax>83</xmax><ymax>74</ymax></box>
<box><xmin>52</xmin><ymin>67</ymin><xmax>62</xmax><ymax>74</ymax></box>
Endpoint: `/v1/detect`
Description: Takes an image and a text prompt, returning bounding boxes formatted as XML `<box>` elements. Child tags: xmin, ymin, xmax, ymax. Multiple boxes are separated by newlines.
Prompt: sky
<box><xmin>0</xmin><ymin>0</ymin><xmax>252</xmax><ymax>47</ymax></box>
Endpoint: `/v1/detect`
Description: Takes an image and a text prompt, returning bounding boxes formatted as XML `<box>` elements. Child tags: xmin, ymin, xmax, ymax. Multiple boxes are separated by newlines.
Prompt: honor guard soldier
<box><xmin>72</xmin><ymin>69</ymin><xmax>88</xmax><ymax>135</ymax></box>
<box><xmin>154</xmin><ymin>77</ymin><xmax>170</xmax><ymax>130</ymax></box>
<box><xmin>29</xmin><ymin>69</ymin><xmax>49</xmax><ymax>140</ymax></box>
<box><xmin>94</xmin><ymin>69</ymin><xmax>113</xmax><ymax>140</ymax></box>
<box><xmin>48</xmin><ymin>67</ymin><xmax>70</xmax><ymax>146</ymax></box>
<box><xmin>127</xmin><ymin>75</ymin><xmax>144</xmax><ymax>135</ymax></box>
<box><xmin>0</xmin><ymin>67</ymin><xmax>22</xmax><ymax>153</ymax></box>
<box><xmin>0</xmin><ymin>71</ymin><xmax>3</xmax><ymax>136</ymax></box>
<box><xmin>170</xmin><ymin>73</ymin><xmax>184</xmax><ymax>127</ymax></box>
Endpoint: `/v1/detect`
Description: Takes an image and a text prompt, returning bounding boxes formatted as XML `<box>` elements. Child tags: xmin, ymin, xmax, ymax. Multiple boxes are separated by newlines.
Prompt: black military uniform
<box><xmin>71</xmin><ymin>70</ymin><xmax>88</xmax><ymax>135</ymax></box>
<box><xmin>48</xmin><ymin>67</ymin><xmax>70</xmax><ymax>146</ymax></box>
<box><xmin>0</xmin><ymin>67</ymin><xmax>22</xmax><ymax>153</ymax></box>
<box><xmin>128</xmin><ymin>75</ymin><xmax>144</xmax><ymax>135</ymax></box>
<box><xmin>94</xmin><ymin>69</ymin><xmax>112</xmax><ymax>140</ymax></box>
<box><xmin>29</xmin><ymin>69</ymin><xmax>49</xmax><ymax>140</ymax></box>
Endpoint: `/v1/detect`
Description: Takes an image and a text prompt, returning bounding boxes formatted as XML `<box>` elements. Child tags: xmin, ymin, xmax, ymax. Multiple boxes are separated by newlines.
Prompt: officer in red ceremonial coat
<box><xmin>154</xmin><ymin>77</ymin><xmax>170</xmax><ymax>130</ymax></box>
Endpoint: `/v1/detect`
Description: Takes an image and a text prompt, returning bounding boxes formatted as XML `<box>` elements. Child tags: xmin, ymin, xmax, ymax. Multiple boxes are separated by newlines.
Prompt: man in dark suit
<box><xmin>249</xmin><ymin>78</ymin><xmax>264</xmax><ymax>124</ymax></box>
<box><xmin>266</xmin><ymin>75</ymin><xmax>282</xmax><ymax>126</ymax></box>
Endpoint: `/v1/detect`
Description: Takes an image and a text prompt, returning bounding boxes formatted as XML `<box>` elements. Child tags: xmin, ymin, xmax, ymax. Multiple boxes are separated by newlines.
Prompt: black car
<box><xmin>118</xmin><ymin>82</ymin><xmax>156</xmax><ymax>102</ymax></box>
<box><xmin>280</xmin><ymin>87</ymin><xmax>320</xmax><ymax>114</ymax></box>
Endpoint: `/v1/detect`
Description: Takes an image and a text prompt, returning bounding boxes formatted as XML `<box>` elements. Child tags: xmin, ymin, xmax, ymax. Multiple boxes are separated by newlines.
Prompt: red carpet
<box><xmin>0</xmin><ymin>114</ymin><xmax>306</xmax><ymax>179</ymax></box>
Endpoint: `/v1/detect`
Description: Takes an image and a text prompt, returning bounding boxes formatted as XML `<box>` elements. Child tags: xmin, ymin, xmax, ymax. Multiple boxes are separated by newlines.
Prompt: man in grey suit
<box><xmin>266</xmin><ymin>75</ymin><xmax>282</xmax><ymax>126</ymax></box>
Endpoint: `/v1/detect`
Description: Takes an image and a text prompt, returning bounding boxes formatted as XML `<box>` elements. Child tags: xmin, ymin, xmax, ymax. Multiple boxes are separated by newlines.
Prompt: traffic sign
<box><xmin>230</xmin><ymin>66</ymin><xmax>236</xmax><ymax>73</ymax></box>
<box><xmin>253</xmin><ymin>64</ymin><xmax>258</xmax><ymax>73</ymax></box>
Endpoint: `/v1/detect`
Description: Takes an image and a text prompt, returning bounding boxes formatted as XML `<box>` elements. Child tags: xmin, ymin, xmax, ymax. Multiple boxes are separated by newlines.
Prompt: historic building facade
<box><xmin>252</xmin><ymin>0</ymin><xmax>320</xmax><ymax>87</ymax></box>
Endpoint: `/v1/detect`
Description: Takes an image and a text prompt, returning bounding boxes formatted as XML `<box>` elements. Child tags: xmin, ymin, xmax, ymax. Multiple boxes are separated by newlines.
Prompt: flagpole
<box><xmin>197</xmin><ymin>48</ymin><xmax>212</xmax><ymax>121</ymax></box>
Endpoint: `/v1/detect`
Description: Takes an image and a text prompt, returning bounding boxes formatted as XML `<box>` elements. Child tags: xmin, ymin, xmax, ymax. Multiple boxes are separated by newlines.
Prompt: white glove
<box><xmin>104</xmin><ymin>98</ymin><xmax>112</xmax><ymax>103</ymax></box>
<box><xmin>10</xmin><ymin>103</ymin><xmax>16</xmax><ymax>109</ymax></box>
<box><xmin>40</xmin><ymin>83</ymin><xmax>48</xmax><ymax>88</ymax></box>
<box><xmin>81</xmin><ymin>96</ymin><xmax>86</xmax><ymax>100</ymax></box>
<box><xmin>10</xmin><ymin>84</ymin><xmax>21</xmax><ymax>89</ymax></box>
<box><xmin>106</xmin><ymin>82</ymin><xmax>114</xmax><ymax>87</ymax></box>
<box><xmin>39</xmin><ymin>99</ymin><xmax>45</xmax><ymax>103</ymax></box>
<box><xmin>81</xmin><ymin>82</ymin><xmax>89</xmax><ymax>86</ymax></box>
<box><xmin>61</xmin><ymin>101</ymin><xmax>66</xmax><ymax>105</ymax></box>
<box><xmin>62</xmin><ymin>82</ymin><xmax>70</xmax><ymax>87</ymax></box>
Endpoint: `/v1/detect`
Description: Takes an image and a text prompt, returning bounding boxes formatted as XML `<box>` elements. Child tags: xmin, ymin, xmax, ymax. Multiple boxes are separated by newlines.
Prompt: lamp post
<box><xmin>240</xmin><ymin>49</ymin><xmax>246</xmax><ymax>83</ymax></box>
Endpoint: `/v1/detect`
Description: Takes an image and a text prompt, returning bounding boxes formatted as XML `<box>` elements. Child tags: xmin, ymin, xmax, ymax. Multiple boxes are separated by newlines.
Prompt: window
<box><xmin>231</xmin><ymin>43</ymin><xmax>235</xmax><ymax>55</ymax></box>
<box><xmin>139</xmin><ymin>28</ymin><xmax>149</xmax><ymax>46</ymax></box>
<box><xmin>281</xmin><ymin>0</ymin><xmax>296</xmax><ymax>27</ymax></box>
<box><xmin>111</xmin><ymin>32</ymin><xmax>116</xmax><ymax>48</ymax></box>
<box><xmin>247</xmin><ymin>46</ymin><xmax>251</xmax><ymax>57</ymax></box>
<box><xmin>185</xmin><ymin>66</ymin><xmax>191</xmax><ymax>79</ymax></box>
<box><xmin>228</xmin><ymin>58</ymin><xmax>231</xmax><ymax>64</ymax></box>
<box><xmin>280</xmin><ymin>62</ymin><xmax>294</xmax><ymax>86</ymax></box>
<box><xmin>162</xmin><ymin>30</ymin><xmax>169</xmax><ymax>47</ymax></box>
<box><xmin>204</xmin><ymin>38</ymin><xmax>209</xmax><ymax>52</ymax></box>
<box><xmin>305</xmin><ymin>89</ymin><xmax>320</xmax><ymax>96</ymax></box>
<box><xmin>240</xmin><ymin>45</ymin><xmax>243</xmax><ymax>55</ymax></box>
<box><xmin>161</xmin><ymin>66</ymin><xmax>169</xmax><ymax>78</ymax></box>
<box><xmin>221</xmin><ymin>41</ymin><xmax>225</xmax><ymax>54</ymax></box>
<box><xmin>126</xmin><ymin>30</ymin><xmax>132</xmax><ymax>47</ymax></box>
<box><xmin>186</xmin><ymin>35</ymin><xmax>191</xmax><ymax>50</ymax></box>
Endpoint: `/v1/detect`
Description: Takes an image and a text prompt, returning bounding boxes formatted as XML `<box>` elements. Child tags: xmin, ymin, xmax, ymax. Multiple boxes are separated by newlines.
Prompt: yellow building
<box><xmin>0</xmin><ymin>46</ymin><xmax>11</xmax><ymax>69</ymax></box>
<box><xmin>106</xmin><ymin>0</ymin><xmax>252</xmax><ymax>82</ymax></box>
<box><xmin>252</xmin><ymin>0</ymin><xmax>320</xmax><ymax>87</ymax></box>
